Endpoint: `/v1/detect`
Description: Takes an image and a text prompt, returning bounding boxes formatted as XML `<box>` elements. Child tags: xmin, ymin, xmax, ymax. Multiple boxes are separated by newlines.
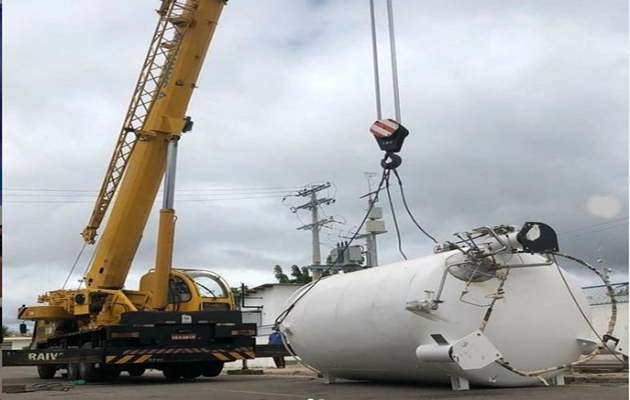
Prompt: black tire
<box><xmin>127</xmin><ymin>366</ymin><xmax>146</xmax><ymax>377</ymax></box>
<box><xmin>79</xmin><ymin>360</ymin><xmax>99</xmax><ymax>382</ymax></box>
<box><xmin>182</xmin><ymin>363</ymin><xmax>202</xmax><ymax>380</ymax></box>
<box><xmin>79</xmin><ymin>342</ymin><xmax>103</xmax><ymax>382</ymax></box>
<box><xmin>37</xmin><ymin>364</ymin><xmax>57</xmax><ymax>379</ymax></box>
<box><xmin>162</xmin><ymin>367</ymin><xmax>182</xmax><ymax>380</ymax></box>
<box><xmin>201</xmin><ymin>362</ymin><xmax>224</xmax><ymax>377</ymax></box>
<box><xmin>67</xmin><ymin>363</ymin><xmax>80</xmax><ymax>381</ymax></box>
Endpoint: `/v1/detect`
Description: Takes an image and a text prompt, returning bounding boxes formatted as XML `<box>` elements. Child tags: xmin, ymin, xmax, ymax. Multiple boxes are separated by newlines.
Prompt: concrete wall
<box><xmin>3</xmin><ymin>336</ymin><xmax>31</xmax><ymax>350</ymax></box>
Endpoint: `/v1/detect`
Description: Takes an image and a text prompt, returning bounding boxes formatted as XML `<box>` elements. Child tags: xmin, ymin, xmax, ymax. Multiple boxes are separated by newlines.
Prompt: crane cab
<box><xmin>139</xmin><ymin>269</ymin><xmax>235</xmax><ymax>312</ymax></box>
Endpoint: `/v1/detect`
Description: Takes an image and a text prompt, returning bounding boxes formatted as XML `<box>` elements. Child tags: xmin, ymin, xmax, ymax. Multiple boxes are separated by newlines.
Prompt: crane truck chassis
<box><xmin>6</xmin><ymin>311</ymin><xmax>257</xmax><ymax>381</ymax></box>
<box><xmin>7</xmin><ymin>0</ymin><xmax>274</xmax><ymax>382</ymax></box>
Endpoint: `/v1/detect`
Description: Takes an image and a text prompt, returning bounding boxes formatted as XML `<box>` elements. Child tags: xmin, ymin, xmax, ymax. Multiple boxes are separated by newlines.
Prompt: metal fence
<box><xmin>582</xmin><ymin>282</ymin><xmax>629</xmax><ymax>306</ymax></box>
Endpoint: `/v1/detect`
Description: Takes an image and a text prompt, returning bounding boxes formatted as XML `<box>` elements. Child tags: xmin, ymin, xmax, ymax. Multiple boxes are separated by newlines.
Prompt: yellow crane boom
<box><xmin>82</xmin><ymin>0</ymin><xmax>225</xmax><ymax>290</ymax></box>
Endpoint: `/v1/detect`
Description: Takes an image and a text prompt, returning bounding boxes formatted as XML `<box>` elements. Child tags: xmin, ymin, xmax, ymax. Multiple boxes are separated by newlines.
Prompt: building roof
<box><xmin>4</xmin><ymin>336</ymin><xmax>31</xmax><ymax>341</ymax></box>
<box><xmin>246</xmin><ymin>283</ymin><xmax>304</xmax><ymax>294</ymax></box>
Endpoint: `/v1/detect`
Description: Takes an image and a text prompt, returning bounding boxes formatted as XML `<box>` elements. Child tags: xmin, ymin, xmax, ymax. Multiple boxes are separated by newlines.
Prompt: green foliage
<box><xmin>274</xmin><ymin>265</ymin><xmax>290</xmax><ymax>284</ymax></box>
<box><xmin>290</xmin><ymin>265</ymin><xmax>312</xmax><ymax>284</ymax></box>
<box><xmin>2</xmin><ymin>325</ymin><xmax>12</xmax><ymax>339</ymax></box>
<box><xmin>274</xmin><ymin>265</ymin><xmax>312</xmax><ymax>284</ymax></box>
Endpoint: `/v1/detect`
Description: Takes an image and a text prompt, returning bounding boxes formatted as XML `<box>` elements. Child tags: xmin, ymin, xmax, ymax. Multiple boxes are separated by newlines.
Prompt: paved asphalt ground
<box><xmin>2</xmin><ymin>367</ymin><xmax>628</xmax><ymax>400</ymax></box>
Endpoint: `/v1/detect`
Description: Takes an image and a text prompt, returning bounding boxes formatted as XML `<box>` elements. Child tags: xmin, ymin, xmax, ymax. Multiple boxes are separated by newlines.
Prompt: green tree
<box><xmin>273</xmin><ymin>265</ymin><xmax>312</xmax><ymax>284</ymax></box>
<box><xmin>3</xmin><ymin>325</ymin><xmax>12</xmax><ymax>339</ymax></box>
<box><xmin>274</xmin><ymin>265</ymin><xmax>290</xmax><ymax>283</ymax></box>
<box><xmin>290</xmin><ymin>265</ymin><xmax>312</xmax><ymax>284</ymax></box>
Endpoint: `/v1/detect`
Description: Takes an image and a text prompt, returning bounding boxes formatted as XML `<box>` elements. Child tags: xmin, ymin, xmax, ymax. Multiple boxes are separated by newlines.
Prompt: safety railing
<box><xmin>582</xmin><ymin>282</ymin><xmax>629</xmax><ymax>306</ymax></box>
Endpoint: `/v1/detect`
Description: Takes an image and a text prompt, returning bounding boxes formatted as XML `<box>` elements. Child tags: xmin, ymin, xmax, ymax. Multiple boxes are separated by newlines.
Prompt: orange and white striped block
<box><xmin>370</xmin><ymin>119</ymin><xmax>399</xmax><ymax>138</ymax></box>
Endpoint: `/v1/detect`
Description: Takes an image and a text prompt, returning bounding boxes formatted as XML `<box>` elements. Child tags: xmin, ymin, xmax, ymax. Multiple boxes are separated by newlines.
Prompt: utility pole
<box><xmin>361</xmin><ymin>172</ymin><xmax>386</xmax><ymax>267</ymax></box>
<box><xmin>293</xmin><ymin>183</ymin><xmax>335</xmax><ymax>280</ymax></box>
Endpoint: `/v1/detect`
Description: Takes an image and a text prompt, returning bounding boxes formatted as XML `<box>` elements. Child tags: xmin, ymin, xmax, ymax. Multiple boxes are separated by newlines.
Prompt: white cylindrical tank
<box><xmin>281</xmin><ymin>250</ymin><xmax>593</xmax><ymax>387</ymax></box>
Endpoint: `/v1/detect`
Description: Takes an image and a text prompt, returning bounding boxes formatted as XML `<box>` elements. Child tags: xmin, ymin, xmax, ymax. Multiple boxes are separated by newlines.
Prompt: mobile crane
<box><xmin>11</xmin><ymin>0</ymin><xmax>257</xmax><ymax>382</ymax></box>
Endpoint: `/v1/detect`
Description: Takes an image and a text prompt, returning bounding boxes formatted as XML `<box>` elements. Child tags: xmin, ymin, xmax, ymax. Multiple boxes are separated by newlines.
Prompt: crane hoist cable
<box><xmin>391</xmin><ymin>169</ymin><xmax>438</xmax><ymax>244</ymax></box>
<box><xmin>369</xmin><ymin>0</ymin><xmax>382</xmax><ymax>120</ymax></box>
<box><xmin>61</xmin><ymin>242</ymin><xmax>87</xmax><ymax>290</ymax></box>
<box><xmin>368</xmin><ymin>2</ymin><xmax>405</xmax><ymax>154</ymax></box>
<box><xmin>386</xmin><ymin>0</ymin><xmax>402</xmax><ymax>123</ymax></box>
<box><xmin>276</xmin><ymin>0</ymin><xmax>437</xmax><ymax>343</ymax></box>
<box><xmin>369</xmin><ymin>1</ymin><xmax>438</xmax><ymax>249</ymax></box>
<box><xmin>369</xmin><ymin>0</ymin><xmax>402</xmax><ymax>122</ymax></box>
<box><xmin>384</xmin><ymin>170</ymin><xmax>407</xmax><ymax>260</ymax></box>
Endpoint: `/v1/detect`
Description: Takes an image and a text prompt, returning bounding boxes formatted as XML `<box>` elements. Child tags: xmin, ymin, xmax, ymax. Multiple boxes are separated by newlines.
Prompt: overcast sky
<box><xmin>3</xmin><ymin>0</ymin><xmax>628</xmax><ymax>329</ymax></box>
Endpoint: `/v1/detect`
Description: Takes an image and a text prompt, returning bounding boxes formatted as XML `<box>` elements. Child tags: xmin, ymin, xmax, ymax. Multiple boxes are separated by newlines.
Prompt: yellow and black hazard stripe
<box><xmin>211</xmin><ymin>350</ymin><xmax>256</xmax><ymax>362</ymax></box>
<box><xmin>105</xmin><ymin>348</ymin><xmax>256</xmax><ymax>364</ymax></box>
<box><xmin>105</xmin><ymin>354</ymin><xmax>154</xmax><ymax>364</ymax></box>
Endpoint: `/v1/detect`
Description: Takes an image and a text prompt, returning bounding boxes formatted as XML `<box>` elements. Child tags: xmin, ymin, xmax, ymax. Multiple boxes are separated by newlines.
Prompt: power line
<box><xmin>559</xmin><ymin>223</ymin><xmax>629</xmax><ymax>240</ymax></box>
<box><xmin>4</xmin><ymin>194</ymin><xmax>294</xmax><ymax>204</ymax></box>
<box><xmin>3</xmin><ymin>185</ymin><xmax>303</xmax><ymax>193</ymax></box>
<box><xmin>176</xmin><ymin>194</ymin><xmax>296</xmax><ymax>202</ymax></box>
<box><xmin>4</xmin><ymin>188</ymin><xmax>97</xmax><ymax>192</ymax></box>
<box><xmin>557</xmin><ymin>217</ymin><xmax>629</xmax><ymax>236</ymax></box>
<box><xmin>4</xmin><ymin>190</ymin><xmax>299</xmax><ymax>198</ymax></box>
<box><xmin>4</xmin><ymin>193</ymin><xmax>104</xmax><ymax>198</ymax></box>
<box><xmin>166</xmin><ymin>186</ymin><xmax>302</xmax><ymax>192</ymax></box>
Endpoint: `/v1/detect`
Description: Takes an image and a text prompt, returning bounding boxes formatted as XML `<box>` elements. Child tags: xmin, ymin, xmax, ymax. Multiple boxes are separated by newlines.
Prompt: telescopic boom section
<box><xmin>83</xmin><ymin>0</ymin><xmax>226</xmax><ymax>290</ymax></box>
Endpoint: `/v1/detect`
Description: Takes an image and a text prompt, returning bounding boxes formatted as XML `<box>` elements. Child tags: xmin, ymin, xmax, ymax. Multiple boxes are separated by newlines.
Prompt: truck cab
<box><xmin>140</xmin><ymin>269</ymin><xmax>235</xmax><ymax>312</ymax></box>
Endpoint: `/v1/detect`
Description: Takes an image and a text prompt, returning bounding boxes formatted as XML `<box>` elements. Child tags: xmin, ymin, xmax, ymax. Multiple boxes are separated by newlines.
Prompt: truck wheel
<box><xmin>37</xmin><ymin>364</ymin><xmax>57</xmax><ymax>379</ymax></box>
<box><xmin>182</xmin><ymin>363</ymin><xmax>202</xmax><ymax>380</ymax></box>
<box><xmin>201</xmin><ymin>362</ymin><xmax>224</xmax><ymax>377</ymax></box>
<box><xmin>162</xmin><ymin>367</ymin><xmax>182</xmax><ymax>380</ymax></box>
<box><xmin>127</xmin><ymin>366</ymin><xmax>146</xmax><ymax>377</ymax></box>
<box><xmin>67</xmin><ymin>363</ymin><xmax>80</xmax><ymax>381</ymax></box>
<box><xmin>79</xmin><ymin>343</ymin><xmax>102</xmax><ymax>382</ymax></box>
<box><xmin>79</xmin><ymin>361</ymin><xmax>100</xmax><ymax>382</ymax></box>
